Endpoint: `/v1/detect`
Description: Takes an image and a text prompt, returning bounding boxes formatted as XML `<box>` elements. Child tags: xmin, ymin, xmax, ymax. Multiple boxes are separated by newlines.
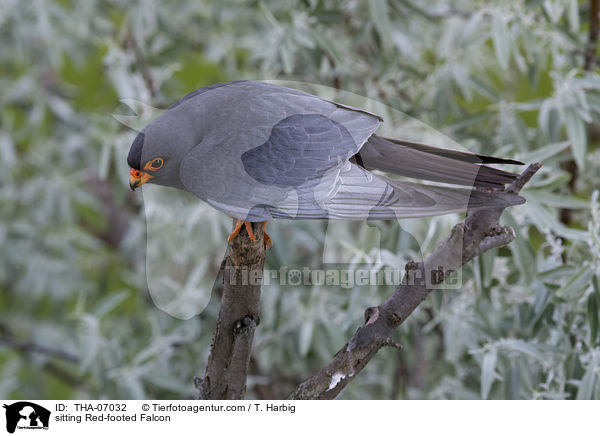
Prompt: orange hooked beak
<box><xmin>129</xmin><ymin>168</ymin><xmax>153</xmax><ymax>191</ymax></box>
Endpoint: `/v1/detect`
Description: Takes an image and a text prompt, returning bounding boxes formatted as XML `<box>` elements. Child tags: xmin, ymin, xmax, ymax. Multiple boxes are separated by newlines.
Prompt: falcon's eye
<box><xmin>148</xmin><ymin>158</ymin><xmax>164</xmax><ymax>170</ymax></box>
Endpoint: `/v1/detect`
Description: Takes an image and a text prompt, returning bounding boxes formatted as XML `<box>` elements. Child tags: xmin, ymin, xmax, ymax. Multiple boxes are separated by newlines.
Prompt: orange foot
<box><xmin>263</xmin><ymin>221</ymin><xmax>273</xmax><ymax>249</ymax></box>
<box><xmin>227</xmin><ymin>220</ymin><xmax>273</xmax><ymax>249</ymax></box>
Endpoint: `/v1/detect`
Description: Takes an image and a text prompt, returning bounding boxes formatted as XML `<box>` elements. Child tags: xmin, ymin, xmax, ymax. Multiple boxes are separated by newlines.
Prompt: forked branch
<box><xmin>288</xmin><ymin>163</ymin><xmax>541</xmax><ymax>400</ymax></box>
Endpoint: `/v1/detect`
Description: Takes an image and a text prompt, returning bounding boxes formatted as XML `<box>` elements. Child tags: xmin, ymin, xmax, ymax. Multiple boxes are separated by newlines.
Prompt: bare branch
<box><xmin>196</xmin><ymin>221</ymin><xmax>266</xmax><ymax>399</ymax></box>
<box><xmin>288</xmin><ymin>163</ymin><xmax>541</xmax><ymax>400</ymax></box>
<box><xmin>124</xmin><ymin>29</ymin><xmax>156</xmax><ymax>98</ymax></box>
<box><xmin>0</xmin><ymin>331</ymin><xmax>78</xmax><ymax>363</ymax></box>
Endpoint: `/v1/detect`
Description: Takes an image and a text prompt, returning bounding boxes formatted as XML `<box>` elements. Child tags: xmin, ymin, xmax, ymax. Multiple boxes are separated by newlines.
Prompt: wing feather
<box><xmin>270</xmin><ymin>164</ymin><xmax>524</xmax><ymax>220</ymax></box>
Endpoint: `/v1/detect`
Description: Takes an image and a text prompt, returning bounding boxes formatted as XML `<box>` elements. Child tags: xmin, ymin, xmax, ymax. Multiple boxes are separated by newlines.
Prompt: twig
<box><xmin>0</xmin><ymin>326</ymin><xmax>95</xmax><ymax>391</ymax></box>
<box><xmin>0</xmin><ymin>334</ymin><xmax>78</xmax><ymax>363</ymax></box>
<box><xmin>125</xmin><ymin>29</ymin><xmax>156</xmax><ymax>98</ymax></box>
<box><xmin>87</xmin><ymin>170</ymin><xmax>134</xmax><ymax>249</ymax></box>
<box><xmin>43</xmin><ymin>361</ymin><xmax>90</xmax><ymax>389</ymax></box>
<box><xmin>196</xmin><ymin>221</ymin><xmax>266</xmax><ymax>399</ymax></box>
<box><xmin>288</xmin><ymin>163</ymin><xmax>541</xmax><ymax>400</ymax></box>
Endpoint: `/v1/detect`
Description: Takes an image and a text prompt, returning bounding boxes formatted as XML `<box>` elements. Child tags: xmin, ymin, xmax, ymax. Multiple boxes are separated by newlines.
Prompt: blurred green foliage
<box><xmin>0</xmin><ymin>0</ymin><xmax>599</xmax><ymax>400</ymax></box>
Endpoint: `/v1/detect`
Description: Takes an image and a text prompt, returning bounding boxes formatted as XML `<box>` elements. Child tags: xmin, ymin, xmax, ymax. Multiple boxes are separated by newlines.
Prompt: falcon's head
<box><xmin>127</xmin><ymin>130</ymin><xmax>186</xmax><ymax>191</ymax></box>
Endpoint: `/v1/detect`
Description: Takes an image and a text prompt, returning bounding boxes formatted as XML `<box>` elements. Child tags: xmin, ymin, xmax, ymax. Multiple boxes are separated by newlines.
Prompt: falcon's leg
<box><xmin>243</xmin><ymin>221</ymin><xmax>256</xmax><ymax>242</ymax></box>
<box><xmin>227</xmin><ymin>219</ymin><xmax>256</xmax><ymax>242</ymax></box>
<box><xmin>227</xmin><ymin>219</ymin><xmax>272</xmax><ymax>248</ymax></box>
<box><xmin>227</xmin><ymin>219</ymin><xmax>245</xmax><ymax>243</ymax></box>
<box><xmin>263</xmin><ymin>221</ymin><xmax>273</xmax><ymax>249</ymax></box>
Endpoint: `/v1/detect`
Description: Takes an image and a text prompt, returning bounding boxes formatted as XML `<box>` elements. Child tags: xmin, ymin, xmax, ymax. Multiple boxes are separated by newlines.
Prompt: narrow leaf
<box><xmin>94</xmin><ymin>291</ymin><xmax>129</xmax><ymax>317</ymax></box>
<box><xmin>481</xmin><ymin>349</ymin><xmax>498</xmax><ymax>399</ymax></box>
<box><xmin>369</xmin><ymin>0</ymin><xmax>391</xmax><ymax>45</ymax></box>
<box><xmin>526</xmin><ymin>199</ymin><xmax>589</xmax><ymax>241</ymax></box>
<box><xmin>524</xmin><ymin>191</ymin><xmax>589</xmax><ymax>209</ymax></box>
<box><xmin>299</xmin><ymin>320</ymin><xmax>314</xmax><ymax>357</ymax></box>
<box><xmin>588</xmin><ymin>293</ymin><xmax>599</xmax><ymax>345</ymax></box>
<box><xmin>568</xmin><ymin>0</ymin><xmax>580</xmax><ymax>32</ymax></box>
<box><xmin>576</xmin><ymin>367</ymin><xmax>596</xmax><ymax>400</ymax></box>
<box><xmin>519</xmin><ymin>141</ymin><xmax>569</xmax><ymax>164</ymax></box>
<box><xmin>564</xmin><ymin>108</ymin><xmax>587</xmax><ymax>170</ymax></box>
<box><xmin>556</xmin><ymin>266</ymin><xmax>594</xmax><ymax>300</ymax></box>
<box><xmin>492</xmin><ymin>15</ymin><xmax>510</xmax><ymax>70</ymax></box>
<box><xmin>501</xmin><ymin>339</ymin><xmax>546</xmax><ymax>361</ymax></box>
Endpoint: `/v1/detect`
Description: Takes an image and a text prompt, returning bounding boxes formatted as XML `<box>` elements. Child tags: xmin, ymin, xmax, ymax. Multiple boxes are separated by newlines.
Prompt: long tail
<box><xmin>356</xmin><ymin>135</ymin><xmax>523</xmax><ymax>188</ymax></box>
<box><xmin>270</xmin><ymin>164</ymin><xmax>524</xmax><ymax>220</ymax></box>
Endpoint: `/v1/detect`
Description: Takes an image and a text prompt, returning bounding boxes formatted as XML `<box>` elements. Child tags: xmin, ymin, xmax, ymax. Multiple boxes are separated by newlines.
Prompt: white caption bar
<box><xmin>0</xmin><ymin>400</ymin><xmax>596</xmax><ymax>435</ymax></box>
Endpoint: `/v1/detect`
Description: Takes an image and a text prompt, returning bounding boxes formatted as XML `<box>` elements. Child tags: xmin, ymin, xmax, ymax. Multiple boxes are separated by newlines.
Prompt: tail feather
<box><xmin>356</xmin><ymin>135</ymin><xmax>523</xmax><ymax>188</ymax></box>
<box><xmin>378</xmin><ymin>137</ymin><xmax>524</xmax><ymax>164</ymax></box>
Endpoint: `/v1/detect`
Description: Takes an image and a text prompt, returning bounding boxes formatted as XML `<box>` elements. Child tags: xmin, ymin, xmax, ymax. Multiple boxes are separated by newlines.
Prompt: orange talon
<box><xmin>227</xmin><ymin>219</ymin><xmax>244</xmax><ymax>243</ymax></box>
<box><xmin>244</xmin><ymin>221</ymin><xmax>256</xmax><ymax>242</ymax></box>
<box><xmin>262</xmin><ymin>221</ymin><xmax>273</xmax><ymax>249</ymax></box>
<box><xmin>228</xmin><ymin>219</ymin><xmax>272</xmax><ymax>247</ymax></box>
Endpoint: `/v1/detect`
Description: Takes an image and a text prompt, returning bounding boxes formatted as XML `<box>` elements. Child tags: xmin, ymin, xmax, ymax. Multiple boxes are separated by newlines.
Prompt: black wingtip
<box><xmin>475</xmin><ymin>155</ymin><xmax>524</xmax><ymax>165</ymax></box>
<box><xmin>379</xmin><ymin>136</ymin><xmax>524</xmax><ymax>165</ymax></box>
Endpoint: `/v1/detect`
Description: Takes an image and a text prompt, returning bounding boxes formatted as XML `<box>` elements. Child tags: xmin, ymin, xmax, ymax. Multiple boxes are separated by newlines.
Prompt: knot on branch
<box><xmin>234</xmin><ymin>314</ymin><xmax>259</xmax><ymax>335</ymax></box>
<box><xmin>479</xmin><ymin>226</ymin><xmax>516</xmax><ymax>252</ymax></box>
<box><xmin>364</xmin><ymin>307</ymin><xmax>379</xmax><ymax>325</ymax></box>
<box><xmin>383</xmin><ymin>338</ymin><xmax>403</xmax><ymax>350</ymax></box>
<box><xmin>388</xmin><ymin>311</ymin><xmax>403</xmax><ymax>326</ymax></box>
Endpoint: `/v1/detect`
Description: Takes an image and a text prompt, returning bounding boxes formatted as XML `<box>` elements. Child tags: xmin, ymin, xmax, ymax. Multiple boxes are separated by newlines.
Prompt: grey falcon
<box><xmin>127</xmin><ymin>80</ymin><xmax>524</xmax><ymax>246</ymax></box>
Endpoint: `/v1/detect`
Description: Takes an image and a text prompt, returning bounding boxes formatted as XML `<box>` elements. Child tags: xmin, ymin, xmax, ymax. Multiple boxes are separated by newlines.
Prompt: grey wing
<box><xmin>239</xmin><ymin>113</ymin><xmax>368</xmax><ymax>219</ymax></box>
<box><xmin>180</xmin><ymin>109</ymin><xmax>380</xmax><ymax>221</ymax></box>
<box><xmin>271</xmin><ymin>163</ymin><xmax>525</xmax><ymax>220</ymax></box>
<box><xmin>241</xmin><ymin>114</ymin><xmax>358</xmax><ymax>188</ymax></box>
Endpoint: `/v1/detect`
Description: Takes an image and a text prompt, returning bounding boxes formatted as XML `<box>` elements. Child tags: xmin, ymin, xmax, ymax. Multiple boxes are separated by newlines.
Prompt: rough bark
<box><xmin>196</xmin><ymin>221</ymin><xmax>266</xmax><ymax>399</ymax></box>
<box><xmin>288</xmin><ymin>163</ymin><xmax>541</xmax><ymax>400</ymax></box>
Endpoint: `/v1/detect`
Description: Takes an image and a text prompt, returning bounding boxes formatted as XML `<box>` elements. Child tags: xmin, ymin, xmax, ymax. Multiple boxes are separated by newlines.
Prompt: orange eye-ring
<box><xmin>145</xmin><ymin>158</ymin><xmax>163</xmax><ymax>171</ymax></box>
